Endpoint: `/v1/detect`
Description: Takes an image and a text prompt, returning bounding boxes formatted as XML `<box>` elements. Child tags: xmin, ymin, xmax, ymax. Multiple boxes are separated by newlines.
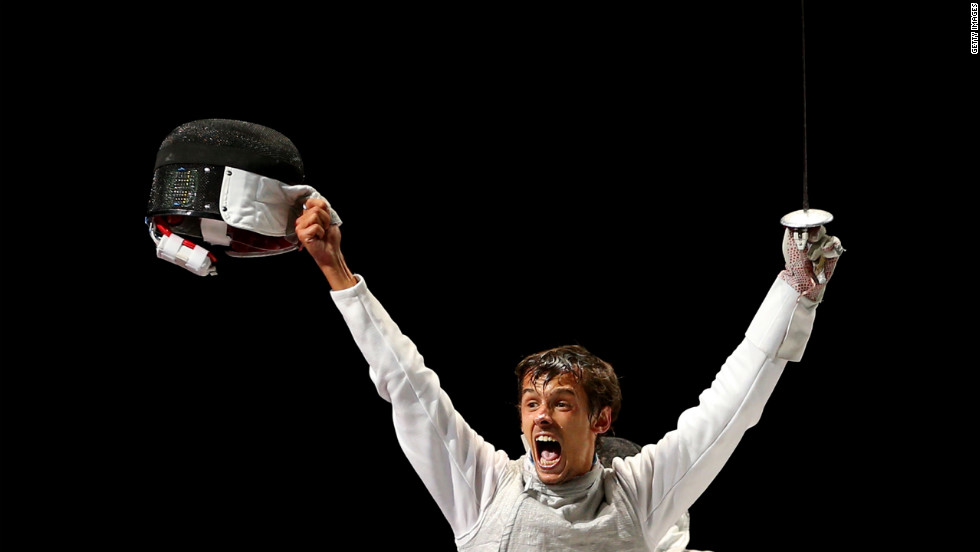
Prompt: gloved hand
<box><xmin>779</xmin><ymin>225</ymin><xmax>843</xmax><ymax>302</ymax></box>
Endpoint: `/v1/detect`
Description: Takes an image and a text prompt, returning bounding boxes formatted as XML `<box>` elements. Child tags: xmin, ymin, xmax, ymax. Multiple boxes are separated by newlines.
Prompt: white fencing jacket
<box><xmin>331</xmin><ymin>275</ymin><xmax>816</xmax><ymax>551</ymax></box>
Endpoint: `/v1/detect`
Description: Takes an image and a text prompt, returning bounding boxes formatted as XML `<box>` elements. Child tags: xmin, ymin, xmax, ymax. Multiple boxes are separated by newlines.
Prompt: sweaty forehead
<box><xmin>522</xmin><ymin>373</ymin><xmax>583</xmax><ymax>395</ymax></box>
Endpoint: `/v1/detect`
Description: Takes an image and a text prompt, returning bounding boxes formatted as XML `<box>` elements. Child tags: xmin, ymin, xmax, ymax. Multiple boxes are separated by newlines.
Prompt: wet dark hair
<box><xmin>515</xmin><ymin>345</ymin><xmax>623</xmax><ymax>448</ymax></box>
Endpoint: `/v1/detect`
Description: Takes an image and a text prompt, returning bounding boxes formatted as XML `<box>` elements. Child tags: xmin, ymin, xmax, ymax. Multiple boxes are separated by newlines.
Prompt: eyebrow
<box><xmin>521</xmin><ymin>387</ymin><xmax>577</xmax><ymax>397</ymax></box>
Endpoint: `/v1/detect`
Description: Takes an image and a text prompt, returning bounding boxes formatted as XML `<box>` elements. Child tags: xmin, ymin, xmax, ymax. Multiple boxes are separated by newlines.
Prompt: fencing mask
<box><xmin>146</xmin><ymin>119</ymin><xmax>338</xmax><ymax>276</ymax></box>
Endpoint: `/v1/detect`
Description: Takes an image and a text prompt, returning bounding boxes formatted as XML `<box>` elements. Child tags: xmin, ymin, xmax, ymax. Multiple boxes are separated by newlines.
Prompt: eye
<box><xmin>524</xmin><ymin>400</ymin><xmax>539</xmax><ymax>410</ymax></box>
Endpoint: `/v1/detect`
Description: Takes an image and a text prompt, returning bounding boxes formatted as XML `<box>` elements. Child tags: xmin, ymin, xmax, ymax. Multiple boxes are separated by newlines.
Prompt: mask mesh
<box><xmin>147</xmin><ymin>164</ymin><xmax>224</xmax><ymax>218</ymax></box>
<box><xmin>154</xmin><ymin>119</ymin><xmax>304</xmax><ymax>184</ymax></box>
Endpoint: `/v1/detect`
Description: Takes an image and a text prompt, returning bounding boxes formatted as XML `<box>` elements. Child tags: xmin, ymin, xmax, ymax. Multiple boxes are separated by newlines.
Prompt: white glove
<box><xmin>779</xmin><ymin>225</ymin><xmax>843</xmax><ymax>302</ymax></box>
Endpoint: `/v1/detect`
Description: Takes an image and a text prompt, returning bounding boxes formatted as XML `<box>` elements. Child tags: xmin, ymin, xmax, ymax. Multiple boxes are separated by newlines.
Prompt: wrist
<box><xmin>321</xmin><ymin>258</ymin><xmax>357</xmax><ymax>291</ymax></box>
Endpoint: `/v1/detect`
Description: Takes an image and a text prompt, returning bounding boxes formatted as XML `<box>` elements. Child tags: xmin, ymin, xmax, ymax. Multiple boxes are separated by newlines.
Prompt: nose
<box><xmin>535</xmin><ymin>410</ymin><xmax>553</xmax><ymax>426</ymax></box>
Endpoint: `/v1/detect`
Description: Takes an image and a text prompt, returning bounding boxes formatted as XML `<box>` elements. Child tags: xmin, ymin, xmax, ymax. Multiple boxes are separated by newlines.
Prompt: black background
<box><xmin>1</xmin><ymin>3</ymin><xmax>971</xmax><ymax>550</ymax></box>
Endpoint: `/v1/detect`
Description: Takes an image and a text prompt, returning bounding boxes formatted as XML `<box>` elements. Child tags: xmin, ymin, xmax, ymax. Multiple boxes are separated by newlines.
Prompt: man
<box><xmin>294</xmin><ymin>197</ymin><xmax>842</xmax><ymax>551</ymax></box>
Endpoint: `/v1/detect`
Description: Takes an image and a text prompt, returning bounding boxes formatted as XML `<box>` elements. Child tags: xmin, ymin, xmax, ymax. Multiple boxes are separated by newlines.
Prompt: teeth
<box><xmin>535</xmin><ymin>436</ymin><xmax>560</xmax><ymax>469</ymax></box>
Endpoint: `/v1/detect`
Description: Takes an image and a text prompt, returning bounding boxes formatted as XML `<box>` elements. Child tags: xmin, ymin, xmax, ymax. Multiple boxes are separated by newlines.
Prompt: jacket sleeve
<box><xmin>330</xmin><ymin>276</ymin><xmax>508</xmax><ymax>538</ymax></box>
<box><xmin>613</xmin><ymin>276</ymin><xmax>819</xmax><ymax>546</ymax></box>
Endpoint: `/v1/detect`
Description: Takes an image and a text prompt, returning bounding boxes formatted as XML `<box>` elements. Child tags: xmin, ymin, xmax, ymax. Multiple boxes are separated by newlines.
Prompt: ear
<box><xmin>591</xmin><ymin>406</ymin><xmax>613</xmax><ymax>435</ymax></box>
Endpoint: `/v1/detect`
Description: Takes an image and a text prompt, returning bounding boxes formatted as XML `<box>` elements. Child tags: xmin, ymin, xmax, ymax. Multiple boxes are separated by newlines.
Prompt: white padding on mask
<box><xmin>156</xmin><ymin>231</ymin><xmax>213</xmax><ymax>277</ymax></box>
<box><xmin>200</xmin><ymin>218</ymin><xmax>231</xmax><ymax>246</ymax></box>
<box><xmin>220</xmin><ymin>167</ymin><xmax>326</xmax><ymax>237</ymax></box>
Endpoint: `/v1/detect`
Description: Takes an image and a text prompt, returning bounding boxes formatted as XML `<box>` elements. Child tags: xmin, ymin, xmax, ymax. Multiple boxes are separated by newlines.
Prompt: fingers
<box><xmin>822</xmin><ymin>236</ymin><xmax>844</xmax><ymax>257</ymax></box>
<box><xmin>296</xmin><ymin>198</ymin><xmax>333</xmax><ymax>243</ymax></box>
<box><xmin>304</xmin><ymin>197</ymin><xmax>328</xmax><ymax>211</ymax></box>
<box><xmin>303</xmin><ymin>198</ymin><xmax>334</xmax><ymax>225</ymax></box>
<box><xmin>808</xmin><ymin>225</ymin><xmax>827</xmax><ymax>243</ymax></box>
<box><xmin>296</xmin><ymin>220</ymin><xmax>325</xmax><ymax>244</ymax></box>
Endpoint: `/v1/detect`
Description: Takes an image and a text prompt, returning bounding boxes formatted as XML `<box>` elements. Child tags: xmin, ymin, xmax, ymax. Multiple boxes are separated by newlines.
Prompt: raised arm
<box><xmin>616</xmin><ymin>225</ymin><xmax>843</xmax><ymax>546</ymax></box>
<box><xmin>295</xmin><ymin>198</ymin><xmax>508</xmax><ymax>538</ymax></box>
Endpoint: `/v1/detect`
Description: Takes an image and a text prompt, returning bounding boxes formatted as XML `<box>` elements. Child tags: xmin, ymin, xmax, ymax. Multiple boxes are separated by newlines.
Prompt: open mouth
<box><xmin>535</xmin><ymin>435</ymin><xmax>562</xmax><ymax>469</ymax></box>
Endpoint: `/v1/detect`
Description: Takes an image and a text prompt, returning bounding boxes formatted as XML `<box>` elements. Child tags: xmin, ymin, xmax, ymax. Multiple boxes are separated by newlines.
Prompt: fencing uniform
<box><xmin>330</xmin><ymin>272</ymin><xmax>820</xmax><ymax>551</ymax></box>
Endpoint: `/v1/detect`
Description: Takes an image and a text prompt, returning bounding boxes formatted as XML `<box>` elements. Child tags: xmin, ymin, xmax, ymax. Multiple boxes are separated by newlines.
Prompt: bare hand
<box><xmin>295</xmin><ymin>198</ymin><xmax>357</xmax><ymax>290</ymax></box>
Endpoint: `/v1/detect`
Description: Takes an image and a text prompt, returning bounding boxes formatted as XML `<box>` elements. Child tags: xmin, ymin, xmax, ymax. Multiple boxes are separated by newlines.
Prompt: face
<box><xmin>520</xmin><ymin>373</ymin><xmax>611</xmax><ymax>485</ymax></box>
